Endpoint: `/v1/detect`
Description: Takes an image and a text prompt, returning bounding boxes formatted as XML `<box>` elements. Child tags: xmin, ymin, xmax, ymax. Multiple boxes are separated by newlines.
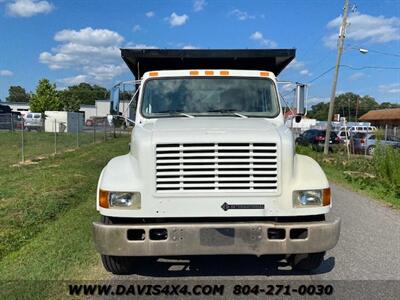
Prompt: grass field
<box><xmin>0</xmin><ymin>130</ymin><xmax>113</xmax><ymax>167</ymax></box>
<box><xmin>0</xmin><ymin>135</ymin><xmax>129</xmax><ymax>299</ymax></box>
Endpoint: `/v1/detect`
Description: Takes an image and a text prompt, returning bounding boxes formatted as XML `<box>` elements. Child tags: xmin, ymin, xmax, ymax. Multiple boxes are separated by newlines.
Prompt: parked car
<box><xmin>24</xmin><ymin>112</ymin><xmax>43</xmax><ymax>131</ymax></box>
<box><xmin>351</xmin><ymin>133</ymin><xmax>400</xmax><ymax>155</ymax></box>
<box><xmin>296</xmin><ymin>129</ymin><xmax>340</xmax><ymax>151</ymax></box>
<box><xmin>339</xmin><ymin>125</ymin><xmax>377</xmax><ymax>133</ymax></box>
<box><xmin>85</xmin><ymin>116</ymin><xmax>107</xmax><ymax>127</ymax></box>
<box><xmin>337</xmin><ymin>130</ymin><xmax>351</xmax><ymax>143</ymax></box>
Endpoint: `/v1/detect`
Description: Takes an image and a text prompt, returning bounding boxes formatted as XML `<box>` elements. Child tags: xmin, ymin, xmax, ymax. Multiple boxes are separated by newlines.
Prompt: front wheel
<box><xmin>289</xmin><ymin>252</ymin><xmax>325</xmax><ymax>271</ymax></box>
<box><xmin>99</xmin><ymin>215</ymin><xmax>139</xmax><ymax>275</ymax></box>
<box><xmin>101</xmin><ymin>255</ymin><xmax>137</xmax><ymax>275</ymax></box>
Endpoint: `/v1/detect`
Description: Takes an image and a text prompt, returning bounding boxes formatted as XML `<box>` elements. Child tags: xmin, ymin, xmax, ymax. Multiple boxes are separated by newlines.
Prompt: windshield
<box><xmin>141</xmin><ymin>77</ymin><xmax>279</xmax><ymax>118</ymax></box>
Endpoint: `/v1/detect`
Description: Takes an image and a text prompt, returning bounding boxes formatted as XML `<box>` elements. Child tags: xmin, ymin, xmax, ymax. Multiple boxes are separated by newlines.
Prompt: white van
<box><xmin>24</xmin><ymin>112</ymin><xmax>43</xmax><ymax>131</ymax></box>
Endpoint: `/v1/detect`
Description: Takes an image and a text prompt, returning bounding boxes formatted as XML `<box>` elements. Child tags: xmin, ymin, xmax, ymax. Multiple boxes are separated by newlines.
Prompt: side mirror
<box><xmin>295</xmin><ymin>83</ymin><xmax>306</xmax><ymax>115</ymax></box>
<box><xmin>110</xmin><ymin>84</ymin><xmax>120</xmax><ymax>115</ymax></box>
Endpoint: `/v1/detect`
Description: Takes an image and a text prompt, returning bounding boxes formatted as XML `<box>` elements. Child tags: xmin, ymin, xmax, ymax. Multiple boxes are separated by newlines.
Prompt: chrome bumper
<box><xmin>93</xmin><ymin>217</ymin><xmax>340</xmax><ymax>256</ymax></box>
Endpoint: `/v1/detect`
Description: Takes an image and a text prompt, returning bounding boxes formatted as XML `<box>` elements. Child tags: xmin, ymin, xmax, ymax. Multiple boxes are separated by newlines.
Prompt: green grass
<box><xmin>0</xmin><ymin>131</ymin><xmax>111</xmax><ymax>167</ymax></box>
<box><xmin>0</xmin><ymin>136</ymin><xmax>129</xmax><ymax>299</ymax></box>
<box><xmin>296</xmin><ymin>145</ymin><xmax>400</xmax><ymax>208</ymax></box>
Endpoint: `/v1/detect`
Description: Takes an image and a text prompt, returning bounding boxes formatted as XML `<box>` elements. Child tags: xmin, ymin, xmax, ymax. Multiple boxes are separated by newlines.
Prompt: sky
<box><xmin>0</xmin><ymin>0</ymin><xmax>399</xmax><ymax>107</ymax></box>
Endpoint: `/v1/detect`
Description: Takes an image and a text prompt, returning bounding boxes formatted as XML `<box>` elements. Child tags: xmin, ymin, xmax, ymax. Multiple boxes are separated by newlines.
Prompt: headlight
<box><xmin>293</xmin><ymin>190</ymin><xmax>322</xmax><ymax>207</ymax></box>
<box><xmin>99</xmin><ymin>190</ymin><xmax>141</xmax><ymax>209</ymax></box>
<box><xmin>293</xmin><ymin>188</ymin><xmax>331</xmax><ymax>207</ymax></box>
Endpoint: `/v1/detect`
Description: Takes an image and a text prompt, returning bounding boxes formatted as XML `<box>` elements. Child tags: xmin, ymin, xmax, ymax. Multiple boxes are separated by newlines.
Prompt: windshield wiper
<box><xmin>207</xmin><ymin>109</ymin><xmax>248</xmax><ymax>118</ymax></box>
<box><xmin>157</xmin><ymin>110</ymin><xmax>195</xmax><ymax>118</ymax></box>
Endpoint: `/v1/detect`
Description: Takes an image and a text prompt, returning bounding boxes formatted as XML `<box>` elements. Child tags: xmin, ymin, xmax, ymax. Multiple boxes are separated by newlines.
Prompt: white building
<box><xmin>44</xmin><ymin>111</ymin><xmax>84</xmax><ymax>133</ymax></box>
<box><xmin>5</xmin><ymin>100</ymin><xmax>131</xmax><ymax>121</ymax></box>
<box><xmin>5</xmin><ymin>102</ymin><xmax>29</xmax><ymax>112</ymax></box>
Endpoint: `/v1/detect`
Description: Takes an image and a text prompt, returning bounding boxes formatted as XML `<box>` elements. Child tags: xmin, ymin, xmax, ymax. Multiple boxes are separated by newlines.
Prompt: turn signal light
<box><xmin>149</xmin><ymin>72</ymin><xmax>158</xmax><ymax>77</ymax></box>
<box><xmin>205</xmin><ymin>70</ymin><xmax>214</xmax><ymax>75</ymax></box>
<box><xmin>323</xmin><ymin>188</ymin><xmax>331</xmax><ymax>206</ymax></box>
<box><xmin>220</xmin><ymin>70</ymin><xmax>229</xmax><ymax>76</ymax></box>
<box><xmin>190</xmin><ymin>70</ymin><xmax>199</xmax><ymax>76</ymax></box>
<box><xmin>260</xmin><ymin>71</ymin><xmax>269</xmax><ymax>77</ymax></box>
<box><xmin>99</xmin><ymin>190</ymin><xmax>109</xmax><ymax>208</ymax></box>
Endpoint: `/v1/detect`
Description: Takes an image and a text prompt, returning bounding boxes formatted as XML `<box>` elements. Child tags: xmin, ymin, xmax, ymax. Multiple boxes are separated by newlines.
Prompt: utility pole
<box><xmin>324</xmin><ymin>0</ymin><xmax>350</xmax><ymax>155</ymax></box>
<box><xmin>355</xmin><ymin>96</ymin><xmax>359</xmax><ymax>122</ymax></box>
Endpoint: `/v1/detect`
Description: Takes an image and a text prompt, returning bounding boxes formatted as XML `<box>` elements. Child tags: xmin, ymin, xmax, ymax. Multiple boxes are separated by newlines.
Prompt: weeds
<box><xmin>296</xmin><ymin>144</ymin><xmax>400</xmax><ymax>208</ymax></box>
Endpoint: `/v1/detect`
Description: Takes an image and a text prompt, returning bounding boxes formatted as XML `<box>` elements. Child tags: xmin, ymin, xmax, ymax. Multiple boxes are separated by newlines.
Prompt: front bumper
<box><xmin>93</xmin><ymin>217</ymin><xmax>340</xmax><ymax>256</ymax></box>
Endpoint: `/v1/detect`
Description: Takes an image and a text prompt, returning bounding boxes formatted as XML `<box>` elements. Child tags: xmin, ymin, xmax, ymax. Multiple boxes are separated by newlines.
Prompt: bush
<box><xmin>372</xmin><ymin>144</ymin><xmax>400</xmax><ymax>195</ymax></box>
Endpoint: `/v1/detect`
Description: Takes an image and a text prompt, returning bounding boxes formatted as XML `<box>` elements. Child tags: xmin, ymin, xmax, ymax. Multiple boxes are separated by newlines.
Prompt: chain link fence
<box><xmin>0</xmin><ymin>113</ymin><xmax>131</xmax><ymax>166</ymax></box>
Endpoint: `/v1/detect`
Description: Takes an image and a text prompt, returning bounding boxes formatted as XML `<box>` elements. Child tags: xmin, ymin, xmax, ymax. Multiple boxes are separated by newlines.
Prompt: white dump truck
<box><xmin>93</xmin><ymin>49</ymin><xmax>340</xmax><ymax>274</ymax></box>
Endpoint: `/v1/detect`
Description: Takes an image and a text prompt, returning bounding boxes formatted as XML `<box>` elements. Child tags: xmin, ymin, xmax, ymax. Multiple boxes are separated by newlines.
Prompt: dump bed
<box><xmin>121</xmin><ymin>49</ymin><xmax>296</xmax><ymax>79</ymax></box>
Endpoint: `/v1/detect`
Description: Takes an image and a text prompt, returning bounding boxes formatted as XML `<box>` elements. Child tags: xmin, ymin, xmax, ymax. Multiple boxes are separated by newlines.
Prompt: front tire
<box><xmin>100</xmin><ymin>215</ymin><xmax>138</xmax><ymax>275</ymax></box>
<box><xmin>289</xmin><ymin>252</ymin><xmax>325</xmax><ymax>271</ymax></box>
<box><xmin>101</xmin><ymin>255</ymin><xmax>137</xmax><ymax>275</ymax></box>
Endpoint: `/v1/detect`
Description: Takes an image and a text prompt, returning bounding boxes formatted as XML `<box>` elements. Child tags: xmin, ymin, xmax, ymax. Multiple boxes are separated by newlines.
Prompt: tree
<box><xmin>30</xmin><ymin>79</ymin><xmax>62</xmax><ymax>114</ymax></box>
<box><xmin>59</xmin><ymin>83</ymin><xmax>109</xmax><ymax>106</ymax></box>
<box><xmin>5</xmin><ymin>86</ymin><xmax>30</xmax><ymax>102</ymax></box>
<box><xmin>307</xmin><ymin>93</ymin><xmax>382</xmax><ymax>121</ymax></box>
<box><xmin>59</xmin><ymin>92</ymin><xmax>81</xmax><ymax>112</ymax></box>
<box><xmin>379</xmin><ymin>102</ymin><xmax>400</xmax><ymax>109</ymax></box>
<box><xmin>307</xmin><ymin>102</ymin><xmax>329</xmax><ymax>120</ymax></box>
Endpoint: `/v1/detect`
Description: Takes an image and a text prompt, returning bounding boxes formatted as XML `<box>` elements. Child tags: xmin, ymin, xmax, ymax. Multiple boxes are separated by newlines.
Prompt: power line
<box><xmin>307</xmin><ymin>66</ymin><xmax>336</xmax><ymax>84</ymax></box>
<box><xmin>340</xmin><ymin>64</ymin><xmax>400</xmax><ymax>70</ymax></box>
<box><xmin>306</xmin><ymin>64</ymin><xmax>400</xmax><ymax>84</ymax></box>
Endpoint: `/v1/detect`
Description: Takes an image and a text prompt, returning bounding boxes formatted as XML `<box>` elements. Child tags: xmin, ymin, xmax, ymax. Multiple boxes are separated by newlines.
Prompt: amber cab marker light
<box><xmin>149</xmin><ymin>72</ymin><xmax>158</xmax><ymax>77</ymax></box>
<box><xmin>99</xmin><ymin>190</ymin><xmax>109</xmax><ymax>208</ymax></box>
<box><xmin>205</xmin><ymin>70</ymin><xmax>214</xmax><ymax>75</ymax></box>
<box><xmin>260</xmin><ymin>71</ymin><xmax>269</xmax><ymax>77</ymax></box>
<box><xmin>190</xmin><ymin>70</ymin><xmax>199</xmax><ymax>76</ymax></box>
<box><xmin>323</xmin><ymin>188</ymin><xmax>331</xmax><ymax>206</ymax></box>
<box><xmin>220</xmin><ymin>70</ymin><xmax>229</xmax><ymax>76</ymax></box>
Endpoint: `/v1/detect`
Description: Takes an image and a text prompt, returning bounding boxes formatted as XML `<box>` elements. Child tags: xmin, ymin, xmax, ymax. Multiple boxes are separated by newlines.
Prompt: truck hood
<box><xmin>146</xmin><ymin>117</ymin><xmax>282</xmax><ymax>144</ymax></box>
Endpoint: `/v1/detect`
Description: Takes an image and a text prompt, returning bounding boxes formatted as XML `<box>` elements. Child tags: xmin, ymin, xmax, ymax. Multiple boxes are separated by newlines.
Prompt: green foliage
<box><xmin>59</xmin><ymin>92</ymin><xmax>81</xmax><ymax>112</ymax></box>
<box><xmin>5</xmin><ymin>86</ymin><xmax>31</xmax><ymax>103</ymax></box>
<box><xmin>306</xmin><ymin>101</ymin><xmax>329</xmax><ymax>120</ymax></box>
<box><xmin>307</xmin><ymin>92</ymin><xmax>398</xmax><ymax>121</ymax></box>
<box><xmin>0</xmin><ymin>137</ymin><xmax>129</xmax><ymax>298</ymax></box>
<box><xmin>379</xmin><ymin>102</ymin><xmax>400</xmax><ymax>109</ymax></box>
<box><xmin>372</xmin><ymin>144</ymin><xmax>400</xmax><ymax>195</ymax></box>
<box><xmin>59</xmin><ymin>83</ymin><xmax>109</xmax><ymax>106</ymax></box>
<box><xmin>296</xmin><ymin>145</ymin><xmax>400</xmax><ymax>208</ymax></box>
<box><xmin>29</xmin><ymin>79</ymin><xmax>62</xmax><ymax>114</ymax></box>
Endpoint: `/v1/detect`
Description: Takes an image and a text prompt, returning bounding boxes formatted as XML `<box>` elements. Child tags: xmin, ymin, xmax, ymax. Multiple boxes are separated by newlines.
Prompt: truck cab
<box><xmin>93</xmin><ymin>49</ymin><xmax>340</xmax><ymax>274</ymax></box>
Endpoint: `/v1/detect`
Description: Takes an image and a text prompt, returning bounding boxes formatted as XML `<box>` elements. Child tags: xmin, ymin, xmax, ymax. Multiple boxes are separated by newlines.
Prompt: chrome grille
<box><xmin>155</xmin><ymin>143</ymin><xmax>278</xmax><ymax>192</ymax></box>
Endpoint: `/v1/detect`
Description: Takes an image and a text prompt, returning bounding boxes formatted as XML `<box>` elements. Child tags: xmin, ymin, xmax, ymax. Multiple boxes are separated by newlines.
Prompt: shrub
<box><xmin>372</xmin><ymin>144</ymin><xmax>400</xmax><ymax>194</ymax></box>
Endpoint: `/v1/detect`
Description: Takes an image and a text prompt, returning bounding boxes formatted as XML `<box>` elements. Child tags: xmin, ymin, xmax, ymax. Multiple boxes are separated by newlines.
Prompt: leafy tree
<box><xmin>59</xmin><ymin>83</ymin><xmax>109</xmax><ymax>106</ymax></box>
<box><xmin>307</xmin><ymin>102</ymin><xmax>329</xmax><ymax>120</ymax></box>
<box><xmin>5</xmin><ymin>86</ymin><xmax>30</xmax><ymax>102</ymax></box>
<box><xmin>30</xmin><ymin>79</ymin><xmax>62</xmax><ymax>114</ymax></box>
<box><xmin>379</xmin><ymin>102</ymin><xmax>400</xmax><ymax>109</ymax></box>
<box><xmin>307</xmin><ymin>93</ymin><xmax>383</xmax><ymax>121</ymax></box>
<box><xmin>59</xmin><ymin>92</ymin><xmax>81</xmax><ymax>112</ymax></box>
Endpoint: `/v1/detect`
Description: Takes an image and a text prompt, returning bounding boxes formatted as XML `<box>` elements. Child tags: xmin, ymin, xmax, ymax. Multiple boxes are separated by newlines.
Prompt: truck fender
<box><xmin>292</xmin><ymin>154</ymin><xmax>329</xmax><ymax>191</ymax></box>
<box><xmin>96</xmin><ymin>154</ymin><xmax>143</xmax><ymax>210</ymax></box>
